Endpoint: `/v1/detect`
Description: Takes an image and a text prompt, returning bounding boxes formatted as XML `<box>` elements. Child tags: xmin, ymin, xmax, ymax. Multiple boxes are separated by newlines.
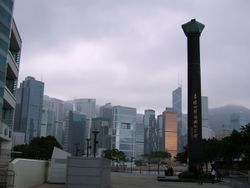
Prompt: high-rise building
<box><xmin>42</xmin><ymin>96</ymin><xmax>64</xmax><ymax>144</ymax></box>
<box><xmin>230</xmin><ymin>112</ymin><xmax>246</xmax><ymax>131</ymax></box>
<box><xmin>157</xmin><ymin>115</ymin><xmax>164</xmax><ymax>151</ymax></box>
<box><xmin>91</xmin><ymin>117</ymin><xmax>111</xmax><ymax>152</ymax></box>
<box><xmin>172</xmin><ymin>86</ymin><xmax>182</xmax><ymax>152</ymax></box>
<box><xmin>14</xmin><ymin>77</ymin><xmax>44</xmax><ymax>143</ymax></box>
<box><xmin>64</xmin><ymin>111</ymin><xmax>86</xmax><ymax>156</ymax></box>
<box><xmin>73</xmin><ymin>99</ymin><xmax>96</xmax><ymax>137</ymax></box>
<box><xmin>144</xmin><ymin>109</ymin><xmax>157</xmax><ymax>154</ymax></box>
<box><xmin>202</xmin><ymin>96</ymin><xmax>214</xmax><ymax>139</ymax></box>
<box><xmin>0</xmin><ymin>0</ymin><xmax>22</xmax><ymax>170</ymax></box>
<box><xmin>163</xmin><ymin>108</ymin><xmax>177</xmax><ymax>158</ymax></box>
<box><xmin>112</xmin><ymin>106</ymin><xmax>136</xmax><ymax>160</ymax></box>
<box><xmin>99</xmin><ymin>103</ymin><xmax>113</xmax><ymax>121</ymax></box>
<box><xmin>135</xmin><ymin>114</ymin><xmax>144</xmax><ymax>159</ymax></box>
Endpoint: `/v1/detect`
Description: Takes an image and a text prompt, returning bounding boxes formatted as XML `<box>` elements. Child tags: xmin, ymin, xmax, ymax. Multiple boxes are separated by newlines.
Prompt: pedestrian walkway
<box><xmin>36</xmin><ymin>172</ymin><xmax>232</xmax><ymax>188</ymax></box>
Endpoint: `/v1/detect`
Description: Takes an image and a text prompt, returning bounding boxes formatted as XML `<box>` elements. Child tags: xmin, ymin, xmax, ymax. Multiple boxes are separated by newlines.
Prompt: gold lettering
<box><xmin>193</xmin><ymin>100</ymin><xmax>197</xmax><ymax>105</ymax></box>
<box><xmin>193</xmin><ymin>109</ymin><xmax>198</xmax><ymax>114</ymax></box>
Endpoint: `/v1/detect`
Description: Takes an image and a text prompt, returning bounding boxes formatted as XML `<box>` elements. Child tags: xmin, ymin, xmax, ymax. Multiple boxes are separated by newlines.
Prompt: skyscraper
<box><xmin>42</xmin><ymin>96</ymin><xmax>64</xmax><ymax>144</ymax></box>
<box><xmin>201</xmin><ymin>96</ymin><xmax>214</xmax><ymax>139</ymax></box>
<box><xmin>172</xmin><ymin>86</ymin><xmax>182</xmax><ymax>152</ymax></box>
<box><xmin>157</xmin><ymin>115</ymin><xmax>164</xmax><ymax>151</ymax></box>
<box><xmin>144</xmin><ymin>109</ymin><xmax>157</xmax><ymax>154</ymax></box>
<box><xmin>112</xmin><ymin>106</ymin><xmax>136</xmax><ymax>159</ymax></box>
<box><xmin>14</xmin><ymin>77</ymin><xmax>44</xmax><ymax>143</ymax></box>
<box><xmin>64</xmin><ymin>111</ymin><xmax>86</xmax><ymax>156</ymax></box>
<box><xmin>99</xmin><ymin>103</ymin><xmax>113</xmax><ymax>121</ymax></box>
<box><xmin>163</xmin><ymin>108</ymin><xmax>177</xmax><ymax>158</ymax></box>
<box><xmin>73</xmin><ymin>98</ymin><xmax>96</xmax><ymax>137</ymax></box>
<box><xmin>91</xmin><ymin>117</ymin><xmax>111</xmax><ymax>151</ymax></box>
<box><xmin>135</xmin><ymin>114</ymin><xmax>144</xmax><ymax>158</ymax></box>
<box><xmin>230</xmin><ymin>112</ymin><xmax>246</xmax><ymax>131</ymax></box>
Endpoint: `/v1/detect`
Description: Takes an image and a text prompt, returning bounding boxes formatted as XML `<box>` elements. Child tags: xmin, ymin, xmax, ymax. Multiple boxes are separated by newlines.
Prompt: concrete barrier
<box><xmin>66</xmin><ymin>157</ymin><xmax>111</xmax><ymax>188</ymax></box>
<box><xmin>9</xmin><ymin>158</ymin><xmax>48</xmax><ymax>188</ymax></box>
<box><xmin>47</xmin><ymin>147</ymin><xmax>71</xmax><ymax>183</ymax></box>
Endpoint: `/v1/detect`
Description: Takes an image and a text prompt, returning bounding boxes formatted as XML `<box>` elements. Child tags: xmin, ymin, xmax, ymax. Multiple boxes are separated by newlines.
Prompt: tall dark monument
<box><xmin>182</xmin><ymin>19</ymin><xmax>205</xmax><ymax>172</ymax></box>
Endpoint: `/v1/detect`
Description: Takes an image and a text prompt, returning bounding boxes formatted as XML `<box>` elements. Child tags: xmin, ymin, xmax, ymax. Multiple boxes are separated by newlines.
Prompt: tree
<box><xmin>202</xmin><ymin>138</ymin><xmax>221</xmax><ymax>172</ymax></box>
<box><xmin>102</xmin><ymin>149</ymin><xmax>126</xmax><ymax>163</ymax></box>
<box><xmin>175</xmin><ymin>147</ymin><xmax>188</xmax><ymax>163</ymax></box>
<box><xmin>221</xmin><ymin>130</ymin><xmax>243</xmax><ymax>163</ymax></box>
<box><xmin>240</xmin><ymin>123</ymin><xmax>250</xmax><ymax>162</ymax></box>
<box><xmin>12</xmin><ymin>136</ymin><xmax>62</xmax><ymax>160</ymax></box>
<box><xmin>147</xmin><ymin>151</ymin><xmax>171</xmax><ymax>174</ymax></box>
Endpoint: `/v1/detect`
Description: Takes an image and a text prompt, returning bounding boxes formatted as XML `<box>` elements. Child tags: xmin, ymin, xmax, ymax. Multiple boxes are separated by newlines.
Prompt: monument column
<box><xmin>182</xmin><ymin>19</ymin><xmax>205</xmax><ymax>173</ymax></box>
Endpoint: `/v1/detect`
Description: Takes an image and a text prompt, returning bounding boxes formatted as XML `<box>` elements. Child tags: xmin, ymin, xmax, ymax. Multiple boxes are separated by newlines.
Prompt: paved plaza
<box><xmin>36</xmin><ymin>172</ymin><xmax>234</xmax><ymax>188</ymax></box>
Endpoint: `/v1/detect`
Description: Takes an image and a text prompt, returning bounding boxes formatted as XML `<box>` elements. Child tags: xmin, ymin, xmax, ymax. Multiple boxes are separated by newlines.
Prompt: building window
<box><xmin>121</xmin><ymin>123</ymin><xmax>130</xmax><ymax>129</ymax></box>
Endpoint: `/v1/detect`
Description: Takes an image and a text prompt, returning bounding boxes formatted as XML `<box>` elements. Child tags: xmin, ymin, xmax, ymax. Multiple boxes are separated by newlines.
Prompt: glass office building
<box><xmin>65</xmin><ymin>111</ymin><xmax>86</xmax><ymax>156</ymax></box>
<box><xmin>112</xmin><ymin>106</ymin><xmax>136</xmax><ymax>160</ymax></box>
<box><xmin>0</xmin><ymin>0</ymin><xmax>22</xmax><ymax>169</ymax></box>
<box><xmin>144</xmin><ymin>109</ymin><xmax>158</xmax><ymax>154</ymax></box>
<box><xmin>135</xmin><ymin>114</ymin><xmax>144</xmax><ymax>158</ymax></box>
<box><xmin>163</xmin><ymin>108</ymin><xmax>178</xmax><ymax>158</ymax></box>
<box><xmin>14</xmin><ymin>77</ymin><xmax>44</xmax><ymax>143</ymax></box>
<box><xmin>172</xmin><ymin>86</ymin><xmax>182</xmax><ymax>152</ymax></box>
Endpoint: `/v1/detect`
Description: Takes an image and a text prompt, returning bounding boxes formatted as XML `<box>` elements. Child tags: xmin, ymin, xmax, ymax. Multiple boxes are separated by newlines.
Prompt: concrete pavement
<box><xmin>36</xmin><ymin>172</ymin><xmax>233</xmax><ymax>188</ymax></box>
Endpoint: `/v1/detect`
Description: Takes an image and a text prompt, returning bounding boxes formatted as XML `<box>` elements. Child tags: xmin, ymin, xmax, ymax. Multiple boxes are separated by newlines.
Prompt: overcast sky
<box><xmin>13</xmin><ymin>0</ymin><xmax>250</xmax><ymax>114</ymax></box>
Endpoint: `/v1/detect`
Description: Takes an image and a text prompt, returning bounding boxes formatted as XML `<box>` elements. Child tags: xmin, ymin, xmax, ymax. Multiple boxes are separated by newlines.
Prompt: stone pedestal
<box><xmin>66</xmin><ymin>157</ymin><xmax>111</xmax><ymax>188</ymax></box>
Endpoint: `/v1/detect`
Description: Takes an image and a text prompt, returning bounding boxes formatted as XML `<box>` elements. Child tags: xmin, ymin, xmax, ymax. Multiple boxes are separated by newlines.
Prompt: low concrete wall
<box><xmin>66</xmin><ymin>157</ymin><xmax>111</xmax><ymax>188</ymax></box>
<box><xmin>9</xmin><ymin>158</ymin><xmax>48</xmax><ymax>188</ymax></box>
<box><xmin>47</xmin><ymin>159</ymin><xmax>67</xmax><ymax>183</ymax></box>
<box><xmin>47</xmin><ymin>147</ymin><xmax>71</xmax><ymax>183</ymax></box>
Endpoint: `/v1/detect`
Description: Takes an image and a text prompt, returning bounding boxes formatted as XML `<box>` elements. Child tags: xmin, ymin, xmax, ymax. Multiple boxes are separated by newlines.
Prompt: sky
<box><xmin>13</xmin><ymin>0</ymin><xmax>250</xmax><ymax>114</ymax></box>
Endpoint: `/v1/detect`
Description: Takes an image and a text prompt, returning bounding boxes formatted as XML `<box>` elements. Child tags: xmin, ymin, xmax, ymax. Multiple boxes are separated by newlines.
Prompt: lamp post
<box><xmin>86</xmin><ymin>138</ymin><xmax>91</xmax><ymax>157</ymax></box>
<box><xmin>130</xmin><ymin>157</ymin><xmax>134</xmax><ymax>173</ymax></box>
<box><xmin>92</xmin><ymin>130</ymin><xmax>99</xmax><ymax>158</ymax></box>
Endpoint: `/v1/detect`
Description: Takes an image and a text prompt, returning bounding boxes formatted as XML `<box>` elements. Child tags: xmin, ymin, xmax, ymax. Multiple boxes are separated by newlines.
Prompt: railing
<box><xmin>0</xmin><ymin>170</ymin><xmax>14</xmax><ymax>188</ymax></box>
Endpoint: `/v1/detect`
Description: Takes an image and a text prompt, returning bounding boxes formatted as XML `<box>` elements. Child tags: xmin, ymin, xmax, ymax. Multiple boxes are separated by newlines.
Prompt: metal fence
<box><xmin>0</xmin><ymin>170</ymin><xmax>14</xmax><ymax>188</ymax></box>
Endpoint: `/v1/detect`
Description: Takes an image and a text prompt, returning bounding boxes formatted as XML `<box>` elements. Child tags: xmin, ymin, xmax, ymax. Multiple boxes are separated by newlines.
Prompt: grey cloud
<box><xmin>14</xmin><ymin>0</ymin><xmax>250</xmax><ymax>114</ymax></box>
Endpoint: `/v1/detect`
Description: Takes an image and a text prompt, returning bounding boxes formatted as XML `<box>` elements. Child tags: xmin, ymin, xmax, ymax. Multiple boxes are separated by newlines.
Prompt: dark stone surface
<box><xmin>182</xmin><ymin>19</ymin><xmax>204</xmax><ymax>173</ymax></box>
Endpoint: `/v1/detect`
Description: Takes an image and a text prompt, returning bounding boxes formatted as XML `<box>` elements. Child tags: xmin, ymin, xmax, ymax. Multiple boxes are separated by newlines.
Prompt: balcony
<box><xmin>3</xmin><ymin>86</ymin><xmax>16</xmax><ymax>109</ymax></box>
<box><xmin>7</xmin><ymin>51</ymin><xmax>18</xmax><ymax>79</ymax></box>
<box><xmin>0</xmin><ymin>122</ymin><xmax>11</xmax><ymax>142</ymax></box>
<box><xmin>9</xmin><ymin>20</ymin><xmax>22</xmax><ymax>52</ymax></box>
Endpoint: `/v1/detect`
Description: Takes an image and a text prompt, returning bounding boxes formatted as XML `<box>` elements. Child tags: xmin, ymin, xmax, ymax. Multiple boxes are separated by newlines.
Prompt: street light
<box><xmin>92</xmin><ymin>130</ymin><xmax>99</xmax><ymax>158</ymax></box>
<box><xmin>86</xmin><ymin>138</ymin><xmax>91</xmax><ymax>157</ymax></box>
<box><xmin>130</xmin><ymin>157</ymin><xmax>134</xmax><ymax>173</ymax></box>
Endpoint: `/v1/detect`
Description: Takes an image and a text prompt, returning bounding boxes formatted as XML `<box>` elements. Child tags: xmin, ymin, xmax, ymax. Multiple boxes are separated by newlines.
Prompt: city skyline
<box><xmin>14</xmin><ymin>1</ymin><xmax>250</xmax><ymax>114</ymax></box>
